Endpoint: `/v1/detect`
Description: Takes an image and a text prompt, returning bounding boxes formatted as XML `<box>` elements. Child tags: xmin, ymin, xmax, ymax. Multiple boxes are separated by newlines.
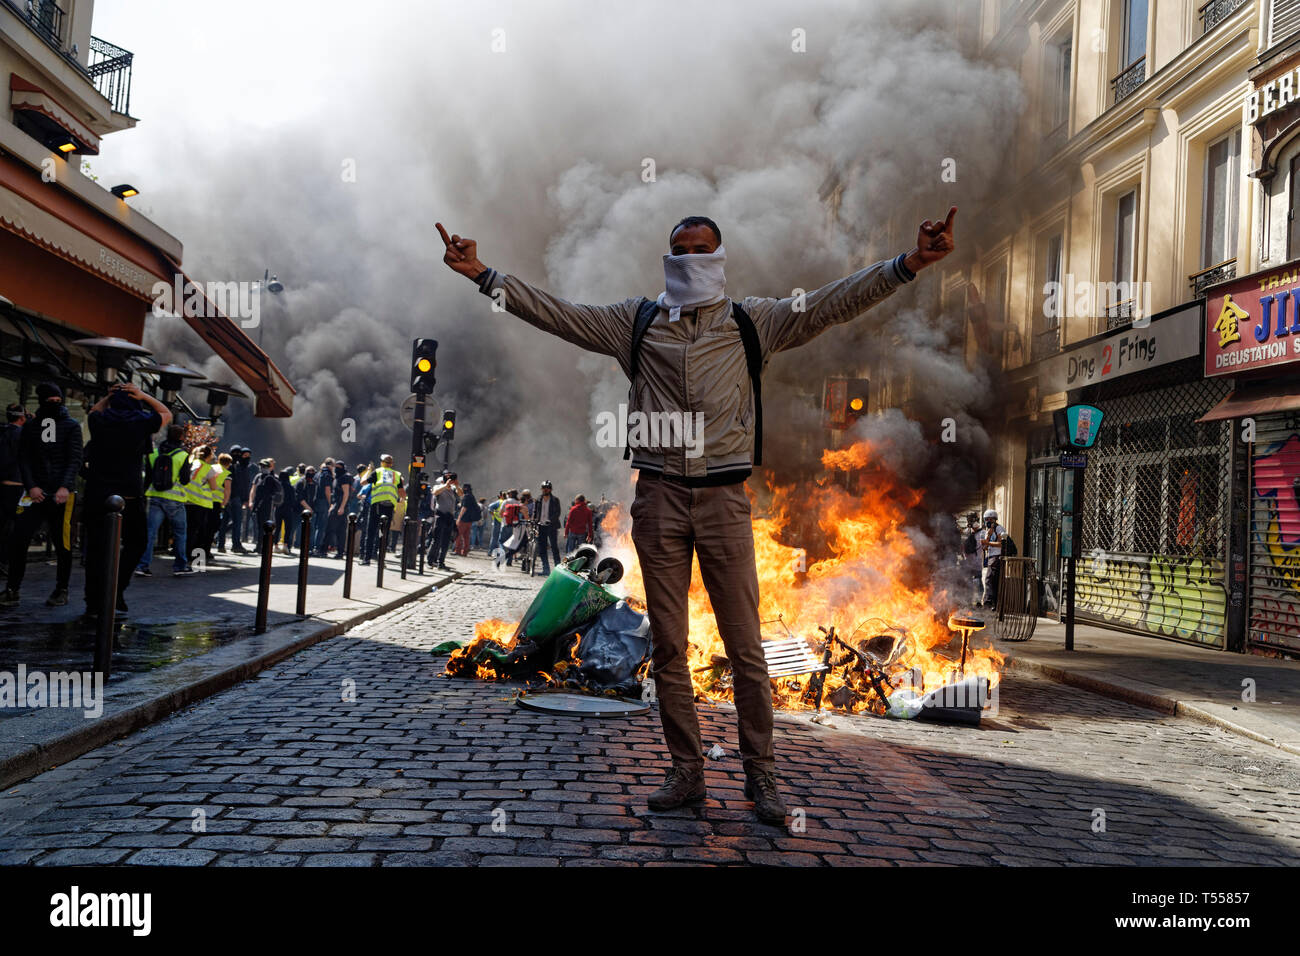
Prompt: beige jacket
<box><xmin>475</xmin><ymin>254</ymin><xmax>915</xmax><ymax>480</ymax></box>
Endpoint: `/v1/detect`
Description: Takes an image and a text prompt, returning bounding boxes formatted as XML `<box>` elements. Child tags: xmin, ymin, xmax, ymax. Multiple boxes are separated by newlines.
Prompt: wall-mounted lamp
<box><xmin>110</xmin><ymin>184</ymin><xmax>139</xmax><ymax>199</ymax></box>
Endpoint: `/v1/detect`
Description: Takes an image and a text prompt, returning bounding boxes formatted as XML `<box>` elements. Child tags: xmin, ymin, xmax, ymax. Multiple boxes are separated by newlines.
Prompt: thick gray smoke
<box><xmin>130</xmin><ymin>0</ymin><xmax>1022</xmax><ymax>541</ymax></box>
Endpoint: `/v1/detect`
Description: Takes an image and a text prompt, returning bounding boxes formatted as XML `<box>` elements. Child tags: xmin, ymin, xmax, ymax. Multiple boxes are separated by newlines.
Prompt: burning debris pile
<box><xmin>446</xmin><ymin>440</ymin><xmax>1003</xmax><ymax>720</ymax></box>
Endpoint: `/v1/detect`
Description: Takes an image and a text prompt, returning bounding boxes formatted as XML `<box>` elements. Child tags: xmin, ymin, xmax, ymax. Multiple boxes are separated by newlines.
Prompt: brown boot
<box><xmin>647</xmin><ymin>765</ymin><xmax>706</xmax><ymax>811</ymax></box>
<box><xmin>744</xmin><ymin>769</ymin><xmax>788</xmax><ymax>825</ymax></box>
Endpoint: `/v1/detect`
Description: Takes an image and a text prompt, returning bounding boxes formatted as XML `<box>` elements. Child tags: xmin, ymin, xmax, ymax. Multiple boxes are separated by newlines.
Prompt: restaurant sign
<box><xmin>1205</xmin><ymin>264</ymin><xmax>1300</xmax><ymax>377</ymax></box>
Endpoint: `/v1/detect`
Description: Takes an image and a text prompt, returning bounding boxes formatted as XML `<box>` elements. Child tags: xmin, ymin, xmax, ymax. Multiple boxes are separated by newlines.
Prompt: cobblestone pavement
<box><xmin>1</xmin><ymin>554</ymin><xmax>1298</xmax><ymax>867</ymax></box>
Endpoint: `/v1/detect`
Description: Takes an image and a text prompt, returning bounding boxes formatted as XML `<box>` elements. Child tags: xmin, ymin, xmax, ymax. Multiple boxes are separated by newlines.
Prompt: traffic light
<box><xmin>441</xmin><ymin>409</ymin><xmax>456</xmax><ymax>441</ymax></box>
<box><xmin>411</xmin><ymin>338</ymin><xmax>438</xmax><ymax>393</ymax></box>
<box><xmin>844</xmin><ymin>378</ymin><xmax>869</xmax><ymax>427</ymax></box>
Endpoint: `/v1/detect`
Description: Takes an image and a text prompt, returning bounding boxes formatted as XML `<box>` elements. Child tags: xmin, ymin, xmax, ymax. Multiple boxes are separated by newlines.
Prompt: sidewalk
<box><xmin>1002</xmin><ymin>617</ymin><xmax>1300</xmax><ymax>756</ymax></box>
<box><xmin>0</xmin><ymin>545</ymin><xmax>466</xmax><ymax>789</ymax></box>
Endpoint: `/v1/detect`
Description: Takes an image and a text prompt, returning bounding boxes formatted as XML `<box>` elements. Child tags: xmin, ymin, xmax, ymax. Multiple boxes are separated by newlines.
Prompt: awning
<box><xmin>9</xmin><ymin>74</ymin><xmax>100</xmax><ymax>154</ymax></box>
<box><xmin>162</xmin><ymin>260</ymin><xmax>295</xmax><ymax>418</ymax></box>
<box><xmin>1197</xmin><ymin>381</ymin><xmax>1300</xmax><ymax>422</ymax></box>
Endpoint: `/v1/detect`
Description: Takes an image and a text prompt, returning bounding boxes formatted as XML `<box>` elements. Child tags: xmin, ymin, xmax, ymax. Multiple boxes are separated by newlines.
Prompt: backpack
<box><xmin>626</xmin><ymin>298</ymin><xmax>764</xmax><ymax>465</ymax></box>
<box><xmin>149</xmin><ymin>447</ymin><xmax>188</xmax><ymax>491</ymax></box>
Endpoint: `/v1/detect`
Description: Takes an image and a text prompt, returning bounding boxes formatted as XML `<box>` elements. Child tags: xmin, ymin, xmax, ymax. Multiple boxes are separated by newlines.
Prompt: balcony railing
<box><xmin>88</xmin><ymin>36</ymin><xmax>133</xmax><ymax>115</ymax></box>
<box><xmin>1189</xmin><ymin>258</ymin><xmax>1236</xmax><ymax>297</ymax></box>
<box><xmin>3</xmin><ymin>1</ymin><xmax>134</xmax><ymax>116</ymax></box>
<box><xmin>18</xmin><ymin>0</ymin><xmax>64</xmax><ymax>46</ymax></box>
<box><xmin>1200</xmin><ymin>0</ymin><xmax>1246</xmax><ymax>36</ymax></box>
<box><xmin>1105</xmin><ymin>298</ymin><xmax>1136</xmax><ymax>330</ymax></box>
<box><xmin>1111</xmin><ymin>57</ymin><xmax>1146</xmax><ymax>105</ymax></box>
<box><xmin>1032</xmin><ymin>326</ymin><xmax>1061</xmax><ymax>362</ymax></box>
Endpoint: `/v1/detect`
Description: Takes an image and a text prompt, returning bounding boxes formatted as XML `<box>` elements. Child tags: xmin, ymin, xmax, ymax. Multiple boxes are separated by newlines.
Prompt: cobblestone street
<box><xmin>2</xmin><ymin>556</ymin><xmax>1298</xmax><ymax>867</ymax></box>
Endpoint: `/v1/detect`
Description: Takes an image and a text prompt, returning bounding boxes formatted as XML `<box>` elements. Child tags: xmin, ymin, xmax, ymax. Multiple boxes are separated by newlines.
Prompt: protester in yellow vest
<box><xmin>360</xmin><ymin>453</ymin><xmax>404</xmax><ymax>565</ymax></box>
<box><xmin>206</xmin><ymin>453</ymin><xmax>232</xmax><ymax>564</ymax></box>
<box><xmin>183</xmin><ymin>445</ymin><xmax>218</xmax><ymax>567</ymax></box>
<box><xmin>138</xmin><ymin>425</ymin><xmax>195</xmax><ymax>575</ymax></box>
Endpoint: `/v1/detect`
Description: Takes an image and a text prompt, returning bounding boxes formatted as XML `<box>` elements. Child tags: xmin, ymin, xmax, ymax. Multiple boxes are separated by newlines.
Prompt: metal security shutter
<box><xmin>1075</xmin><ymin>368</ymin><xmax>1233</xmax><ymax>646</ymax></box>
<box><xmin>1249</xmin><ymin>412</ymin><xmax>1300</xmax><ymax>652</ymax></box>
<box><xmin>1273</xmin><ymin>0</ymin><xmax>1300</xmax><ymax>45</ymax></box>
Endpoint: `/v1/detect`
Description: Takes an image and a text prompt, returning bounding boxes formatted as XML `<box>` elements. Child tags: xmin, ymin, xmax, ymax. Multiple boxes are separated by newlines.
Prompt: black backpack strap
<box><xmin>731</xmin><ymin>301</ymin><xmax>764</xmax><ymax>467</ymax></box>
<box><xmin>624</xmin><ymin>297</ymin><xmax>660</xmax><ymax>460</ymax></box>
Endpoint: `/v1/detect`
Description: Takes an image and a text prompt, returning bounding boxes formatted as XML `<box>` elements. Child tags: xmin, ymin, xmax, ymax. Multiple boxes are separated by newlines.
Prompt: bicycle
<box><xmin>517</xmin><ymin>519</ymin><xmax>540</xmax><ymax>576</ymax></box>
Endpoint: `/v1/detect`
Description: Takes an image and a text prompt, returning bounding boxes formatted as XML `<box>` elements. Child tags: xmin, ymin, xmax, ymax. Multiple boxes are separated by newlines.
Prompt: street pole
<box><xmin>93</xmin><ymin>495</ymin><xmax>125</xmax><ymax>679</ymax></box>
<box><xmin>1062</xmin><ymin>464</ymin><xmax>1085</xmax><ymax>652</ymax></box>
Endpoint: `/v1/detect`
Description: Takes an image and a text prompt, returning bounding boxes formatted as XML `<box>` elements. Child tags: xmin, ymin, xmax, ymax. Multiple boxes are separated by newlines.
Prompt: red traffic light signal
<box><xmin>411</xmin><ymin>338</ymin><xmax>438</xmax><ymax>393</ymax></box>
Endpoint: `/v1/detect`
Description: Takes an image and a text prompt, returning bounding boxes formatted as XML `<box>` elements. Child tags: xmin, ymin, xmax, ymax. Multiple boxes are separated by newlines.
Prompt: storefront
<box><xmin>1020</xmin><ymin>301</ymin><xmax>1235</xmax><ymax>647</ymax></box>
<box><xmin>1200</xmin><ymin>264</ymin><xmax>1300</xmax><ymax>654</ymax></box>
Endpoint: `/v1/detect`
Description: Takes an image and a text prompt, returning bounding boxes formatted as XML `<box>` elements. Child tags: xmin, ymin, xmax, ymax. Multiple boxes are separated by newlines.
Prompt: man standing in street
<box><xmin>360</xmin><ymin>454</ymin><xmax>404</xmax><ymax>565</ymax></box>
<box><xmin>1</xmin><ymin>382</ymin><xmax>82</xmax><ymax>607</ymax></box>
<box><xmin>83</xmin><ymin>382</ymin><xmax>169</xmax><ymax>616</ymax></box>
<box><xmin>325</xmin><ymin>460</ymin><xmax>352</xmax><ymax>558</ymax></box>
<box><xmin>977</xmin><ymin>508</ymin><xmax>1006</xmax><ymax>609</ymax></box>
<box><xmin>137</xmin><ymin>424</ymin><xmax>194</xmax><ymax>577</ymax></box>
<box><xmin>249</xmin><ymin>458</ymin><xmax>283</xmax><ymax>553</ymax></box>
<box><xmin>565</xmin><ymin>494</ymin><xmax>594</xmax><ymax>555</ymax></box>
<box><xmin>220</xmin><ymin>445</ymin><xmax>251</xmax><ymax>554</ymax></box>
<box><xmin>436</xmin><ymin>206</ymin><xmax>956</xmax><ymax>825</ymax></box>
<box><xmin>531</xmin><ymin>480</ymin><xmax>562</xmax><ymax>574</ymax></box>
<box><xmin>428</xmin><ymin>471</ymin><xmax>459</xmax><ymax>571</ymax></box>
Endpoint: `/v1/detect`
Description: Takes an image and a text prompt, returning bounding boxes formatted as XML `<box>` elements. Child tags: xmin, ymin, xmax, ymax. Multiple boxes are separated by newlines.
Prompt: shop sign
<box><xmin>1205</xmin><ymin>264</ymin><xmax>1300</xmax><ymax>377</ymax></box>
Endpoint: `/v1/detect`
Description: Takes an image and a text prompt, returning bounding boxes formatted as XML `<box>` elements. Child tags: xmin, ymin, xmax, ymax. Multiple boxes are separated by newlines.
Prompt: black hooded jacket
<box><xmin>19</xmin><ymin>403</ymin><xmax>83</xmax><ymax>493</ymax></box>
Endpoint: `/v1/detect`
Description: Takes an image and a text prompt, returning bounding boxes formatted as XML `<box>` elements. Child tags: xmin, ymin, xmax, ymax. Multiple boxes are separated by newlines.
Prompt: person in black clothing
<box><xmin>0</xmin><ymin>403</ymin><xmax>27</xmax><ymax>579</ymax></box>
<box><xmin>1</xmin><ymin>383</ymin><xmax>83</xmax><ymax>607</ymax></box>
<box><xmin>220</xmin><ymin>444</ymin><xmax>253</xmax><ymax>553</ymax></box>
<box><xmin>248</xmin><ymin>458</ymin><xmax>283</xmax><ymax>553</ymax></box>
<box><xmin>294</xmin><ymin>466</ymin><xmax>320</xmax><ymax>553</ymax></box>
<box><xmin>82</xmin><ymin>382</ymin><xmax>170</xmax><ymax>617</ymax></box>
<box><xmin>324</xmin><ymin>461</ymin><xmax>351</xmax><ymax>558</ymax></box>
<box><xmin>530</xmin><ymin>480</ymin><xmax>562</xmax><ymax>574</ymax></box>
<box><xmin>275</xmin><ymin>467</ymin><xmax>298</xmax><ymax>555</ymax></box>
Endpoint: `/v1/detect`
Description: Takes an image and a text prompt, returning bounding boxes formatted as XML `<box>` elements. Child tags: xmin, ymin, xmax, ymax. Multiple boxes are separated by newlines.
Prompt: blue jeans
<box><xmin>489</xmin><ymin>522</ymin><xmax>501</xmax><ymax>553</ymax></box>
<box><xmin>537</xmin><ymin>525</ymin><xmax>560</xmax><ymax>574</ymax></box>
<box><xmin>565</xmin><ymin>532</ymin><xmax>585</xmax><ymax>555</ymax></box>
<box><xmin>470</xmin><ymin>523</ymin><xmax>484</xmax><ymax>549</ymax></box>
<box><xmin>312</xmin><ymin>505</ymin><xmax>331</xmax><ymax>551</ymax></box>
<box><xmin>141</xmin><ymin>497</ymin><xmax>188</xmax><ymax>571</ymax></box>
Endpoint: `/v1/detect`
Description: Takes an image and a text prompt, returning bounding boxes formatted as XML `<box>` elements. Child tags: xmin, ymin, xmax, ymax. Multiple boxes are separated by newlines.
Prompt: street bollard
<box><xmin>401</xmin><ymin>516</ymin><xmax>413</xmax><ymax>580</ymax></box>
<box><xmin>254</xmin><ymin>520</ymin><xmax>274</xmax><ymax>634</ymax></box>
<box><xmin>376</xmin><ymin>514</ymin><xmax>392</xmax><ymax>588</ymax></box>
<box><xmin>93</xmin><ymin>495</ymin><xmax>125</xmax><ymax>679</ymax></box>
<box><xmin>343</xmin><ymin>512</ymin><xmax>358</xmax><ymax>599</ymax></box>
<box><xmin>417</xmin><ymin>518</ymin><xmax>427</xmax><ymax>575</ymax></box>
<box><xmin>296</xmin><ymin>507</ymin><xmax>312</xmax><ymax>616</ymax></box>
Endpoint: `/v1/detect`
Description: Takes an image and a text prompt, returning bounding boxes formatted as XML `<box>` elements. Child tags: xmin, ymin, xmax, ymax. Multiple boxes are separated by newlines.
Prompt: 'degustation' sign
<box><xmin>1205</xmin><ymin>264</ymin><xmax>1300</xmax><ymax>377</ymax></box>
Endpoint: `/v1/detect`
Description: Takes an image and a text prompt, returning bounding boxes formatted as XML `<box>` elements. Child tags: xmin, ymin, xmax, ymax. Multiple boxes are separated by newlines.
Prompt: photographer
<box><xmin>428</xmin><ymin>471</ymin><xmax>459</xmax><ymax>571</ymax></box>
<box><xmin>977</xmin><ymin>508</ymin><xmax>1007</xmax><ymax>609</ymax></box>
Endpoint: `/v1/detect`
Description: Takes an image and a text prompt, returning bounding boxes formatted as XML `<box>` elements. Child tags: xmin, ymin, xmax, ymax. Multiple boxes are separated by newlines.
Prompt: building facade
<box><xmin>0</xmin><ymin>0</ymin><xmax>293</xmax><ymax>419</ymax></box>
<box><xmin>940</xmin><ymin>0</ymin><xmax>1300</xmax><ymax>653</ymax></box>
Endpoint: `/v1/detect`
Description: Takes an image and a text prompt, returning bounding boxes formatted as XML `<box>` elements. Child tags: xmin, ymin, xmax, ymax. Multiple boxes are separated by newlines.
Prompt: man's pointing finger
<box><xmin>944</xmin><ymin>206</ymin><xmax>957</xmax><ymax>230</ymax></box>
<box><xmin>436</xmin><ymin>222</ymin><xmax>454</xmax><ymax>247</ymax></box>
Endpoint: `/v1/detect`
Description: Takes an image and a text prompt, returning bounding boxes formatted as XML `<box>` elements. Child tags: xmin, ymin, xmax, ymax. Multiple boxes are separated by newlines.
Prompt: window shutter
<box><xmin>1271</xmin><ymin>0</ymin><xmax>1300</xmax><ymax>46</ymax></box>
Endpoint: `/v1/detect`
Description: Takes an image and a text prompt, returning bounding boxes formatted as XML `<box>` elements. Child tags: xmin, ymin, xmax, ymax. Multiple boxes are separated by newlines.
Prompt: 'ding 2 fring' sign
<box><xmin>1206</xmin><ymin>266</ymin><xmax>1300</xmax><ymax>377</ymax></box>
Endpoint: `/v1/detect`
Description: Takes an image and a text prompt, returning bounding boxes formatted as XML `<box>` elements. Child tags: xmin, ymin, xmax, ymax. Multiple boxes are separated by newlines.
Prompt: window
<box><xmin>1122</xmin><ymin>0</ymin><xmax>1148</xmax><ymax>67</ymax></box>
<box><xmin>1202</xmin><ymin>131</ymin><xmax>1240</xmax><ymax>268</ymax></box>
<box><xmin>1044</xmin><ymin>37</ymin><xmax>1072</xmax><ymax>131</ymax></box>
<box><xmin>1034</xmin><ymin>232</ymin><xmax>1064</xmax><ymax>360</ymax></box>
<box><xmin>1115</xmin><ymin>191</ymin><xmax>1137</xmax><ymax>284</ymax></box>
<box><xmin>1288</xmin><ymin>153</ymin><xmax>1300</xmax><ymax>260</ymax></box>
<box><xmin>1271</xmin><ymin>0</ymin><xmax>1300</xmax><ymax>47</ymax></box>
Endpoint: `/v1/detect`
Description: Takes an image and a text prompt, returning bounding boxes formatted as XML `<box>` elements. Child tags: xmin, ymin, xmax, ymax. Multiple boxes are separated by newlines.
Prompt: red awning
<box><xmin>161</xmin><ymin>259</ymin><xmax>296</xmax><ymax>418</ymax></box>
<box><xmin>9</xmin><ymin>74</ymin><xmax>100</xmax><ymax>154</ymax></box>
<box><xmin>1197</xmin><ymin>381</ymin><xmax>1300</xmax><ymax>422</ymax></box>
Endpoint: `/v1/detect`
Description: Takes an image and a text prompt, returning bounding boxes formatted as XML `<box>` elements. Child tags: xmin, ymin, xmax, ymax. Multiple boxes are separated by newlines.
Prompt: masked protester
<box><xmin>2</xmin><ymin>383</ymin><xmax>83</xmax><ymax>607</ymax></box>
<box><xmin>437</xmin><ymin>205</ymin><xmax>956</xmax><ymax>827</ymax></box>
<box><xmin>0</xmin><ymin>403</ymin><xmax>27</xmax><ymax>579</ymax></box>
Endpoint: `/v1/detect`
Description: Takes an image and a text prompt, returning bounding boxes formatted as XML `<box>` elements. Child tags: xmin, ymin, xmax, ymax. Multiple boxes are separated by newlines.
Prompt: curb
<box><xmin>0</xmin><ymin>570</ymin><xmax>463</xmax><ymax>791</ymax></box>
<box><xmin>1006</xmin><ymin>655</ymin><xmax>1300</xmax><ymax>759</ymax></box>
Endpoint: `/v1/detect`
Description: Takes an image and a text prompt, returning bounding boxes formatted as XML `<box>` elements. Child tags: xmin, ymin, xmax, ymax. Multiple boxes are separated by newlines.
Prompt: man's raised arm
<box><xmin>437</xmin><ymin>222</ymin><xmax>636</xmax><ymax>363</ymax></box>
<box><xmin>745</xmin><ymin>207</ymin><xmax>957</xmax><ymax>356</ymax></box>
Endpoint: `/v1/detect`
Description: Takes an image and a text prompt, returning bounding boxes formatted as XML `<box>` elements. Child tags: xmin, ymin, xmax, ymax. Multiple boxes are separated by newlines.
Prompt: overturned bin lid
<box><xmin>516</xmin><ymin>693</ymin><xmax>649</xmax><ymax>717</ymax></box>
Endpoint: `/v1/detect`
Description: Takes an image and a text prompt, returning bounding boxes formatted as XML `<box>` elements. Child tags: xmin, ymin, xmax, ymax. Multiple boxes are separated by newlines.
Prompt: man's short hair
<box><xmin>670</xmin><ymin>215</ymin><xmax>722</xmax><ymax>247</ymax></box>
<box><xmin>7</xmin><ymin>403</ymin><xmax>25</xmax><ymax>423</ymax></box>
<box><xmin>166</xmin><ymin>424</ymin><xmax>185</xmax><ymax>442</ymax></box>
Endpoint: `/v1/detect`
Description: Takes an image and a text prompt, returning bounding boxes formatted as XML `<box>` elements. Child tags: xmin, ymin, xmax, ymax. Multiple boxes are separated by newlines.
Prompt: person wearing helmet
<box><xmin>977</xmin><ymin>508</ymin><xmax>1006</xmax><ymax>608</ymax></box>
<box><xmin>531</xmin><ymin>480</ymin><xmax>562</xmax><ymax>574</ymax></box>
<box><xmin>360</xmin><ymin>453</ymin><xmax>405</xmax><ymax>565</ymax></box>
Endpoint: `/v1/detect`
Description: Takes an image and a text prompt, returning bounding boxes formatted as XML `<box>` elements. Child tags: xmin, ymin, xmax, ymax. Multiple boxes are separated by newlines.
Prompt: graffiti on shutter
<box><xmin>1249</xmin><ymin>412</ymin><xmax>1300</xmax><ymax>652</ymax></box>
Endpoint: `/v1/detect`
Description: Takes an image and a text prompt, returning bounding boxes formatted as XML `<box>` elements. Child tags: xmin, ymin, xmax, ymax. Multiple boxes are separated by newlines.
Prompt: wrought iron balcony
<box><xmin>88</xmin><ymin>36</ymin><xmax>134</xmax><ymax>115</ymax></box>
<box><xmin>1111</xmin><ymin>57</ymin><xmax>1146</xmax><ymax>105</ymax></box>
<box><xmin>1105</xmin><ymin>298</ymin><xmax>1136</xmax><ymax>330</ymax></box>
<box><xmin>15</xmin><ymin>0</ymin><xmax>64</xmax><ymax>46</ymax></box>
<box><xmin>1200</xmin><ymin>0</ymin><xmax>1246</xmax><ymax>36</ymax></box>
<box><xmin>1189</xmin><ymin>258</ymin><xmax>1236</xmax><ymax>298</ymax></box>
<box><xmin>1031</xmin><ymin>326</ymin><xmax>1061</xmax><ymax>362</ymax></box>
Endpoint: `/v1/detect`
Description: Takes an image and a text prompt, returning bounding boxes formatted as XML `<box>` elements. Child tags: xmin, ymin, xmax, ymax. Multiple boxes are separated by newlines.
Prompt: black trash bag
<box><xmin>575</xmin><ymin>601</ymin><xmax>652</xmax><ymax>693</ymax></box>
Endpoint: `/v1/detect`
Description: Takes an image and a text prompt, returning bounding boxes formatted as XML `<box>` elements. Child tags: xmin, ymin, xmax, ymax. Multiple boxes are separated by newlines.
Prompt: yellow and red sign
<box><xmin>1205</xmin><ymin>266</ymin><xmax>1300</xmax><ymax>377</ymax></box>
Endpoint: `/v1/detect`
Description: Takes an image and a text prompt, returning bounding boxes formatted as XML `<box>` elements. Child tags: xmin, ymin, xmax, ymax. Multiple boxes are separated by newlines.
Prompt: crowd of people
<box><xmin>0</xmin><ymin>380</ymin><xmax>617</xmax><ymax>622</ymax></box>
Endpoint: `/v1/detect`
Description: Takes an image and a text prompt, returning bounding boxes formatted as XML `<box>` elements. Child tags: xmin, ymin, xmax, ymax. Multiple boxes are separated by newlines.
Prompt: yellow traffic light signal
<box><xmin>411</xmin><ymin>338</ymin><xmax>437</xmax><ymax>393</ymax></box>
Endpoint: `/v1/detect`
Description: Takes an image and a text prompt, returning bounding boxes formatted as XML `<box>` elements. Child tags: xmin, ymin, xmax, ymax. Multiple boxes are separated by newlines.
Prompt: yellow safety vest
<box><xmin>184</xmin><ymin>459</ymin><xmax>212</xmax><ymax>506</ymax></box>
<box><xmin>146</xmin><ymin>448</ymin><xmax>189</xmax><ymax>502</ymax></box>
<box><xmin>369</xmin><ymin>467</ymin><xmax>400</xmax><ymax>507</ymax></box>
<box><xmin>209</xmin><ymin>463</ymin><xmax>227</xmax><ymax>509</ymax></box>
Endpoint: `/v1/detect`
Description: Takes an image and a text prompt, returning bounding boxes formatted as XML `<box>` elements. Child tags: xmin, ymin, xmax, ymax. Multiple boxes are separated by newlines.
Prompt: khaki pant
<box><xmin>630</xmin><ymin>473</ymin><xmax>774</xmax><ymax>774</ymax></box>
